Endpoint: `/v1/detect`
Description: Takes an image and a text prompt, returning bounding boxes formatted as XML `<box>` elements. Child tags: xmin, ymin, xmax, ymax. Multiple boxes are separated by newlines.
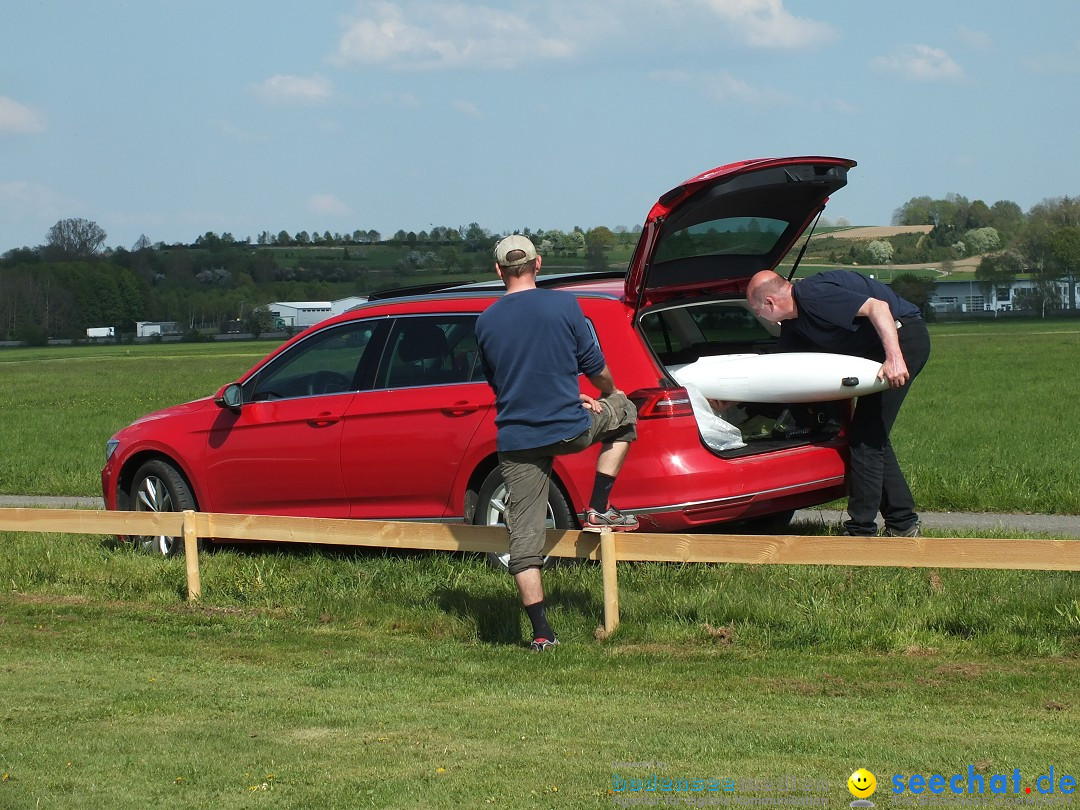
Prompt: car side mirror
<box><xmin>214</xmin><ymin>382</ymin><xmax>244</xmax><ymax>411</ymax></box>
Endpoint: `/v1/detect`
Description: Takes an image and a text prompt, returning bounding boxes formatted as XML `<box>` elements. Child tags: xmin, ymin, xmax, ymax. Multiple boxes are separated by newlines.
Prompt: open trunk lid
<box><xmin>625</xmin><ymin>156</ymin><xmax>856</xmax><ymax>310</ymax></box>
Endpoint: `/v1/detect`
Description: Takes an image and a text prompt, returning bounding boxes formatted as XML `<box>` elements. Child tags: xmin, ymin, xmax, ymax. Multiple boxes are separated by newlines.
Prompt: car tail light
<box><xmin>628</xmin><ymin>387</ymin><xmax>695</xmax><ymax>419</ymax></box>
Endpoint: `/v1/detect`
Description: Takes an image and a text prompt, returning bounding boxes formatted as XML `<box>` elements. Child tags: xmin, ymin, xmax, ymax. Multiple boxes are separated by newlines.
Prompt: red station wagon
<box><xmin>102</xmin><ymin>156</ymin><xmax>857</xmax><ymax>556</ymax></box>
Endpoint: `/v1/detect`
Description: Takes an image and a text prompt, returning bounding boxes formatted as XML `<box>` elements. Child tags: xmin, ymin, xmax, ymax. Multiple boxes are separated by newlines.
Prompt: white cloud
<box><xmin>308</xmin><ymin>193</ymin><xmax>350</xmax><ymax>216</ymax></box>
<box><xmin>214</xmin><ymin>120</ymin><xmax>269</xmax><ymax>142</ymax></box>
<box><xmin>333</xmin><ymin>1</ymin><xmax>575</xmax><ymax>70</ymax></box>
<box><xmin>955</xmin><ymin>25</ymin><xmax>992</xmax><ymax>51</ymax></box>
<box><xmin>379</xmin><ymin>92</ymin><xmax>421</xmax><ymax>108</ymax></box>
<box><xmin>0</xmin><ymin>96</ymin><xmax>46</xmax><ymax>134</ymax></box>
<box><xmin>871</xmin><ymin>45</ymin><xmax>964</xmax><ymax>82</ymax></box>
<box><xmin>452</xmin><ymin>99</ymin><xmax>482</xmax><ymax>118</ymax></box>
<box><xmin>694</xmin><ymin>0</ymin><xmax>836</xmax><ymax>50</ymax></box>
<box><xmin>253</xmin><ymin>74</ymin><xmax>333</xmax><ymax>105</ymax></box>
<box><xmin>651</xmin><ymin>69</ymin><xmax>792</xmax><ymax>106</ymax></box>
<box><xmin>704</xmin><ymin>71</ymin><xmax>789</xmax><ymax>104</ymax></box>
<box><xmin>814</xmin><ymin>97</ymin><xmax>858</xmax><ymax>116</ymax></box>
<box><xmin>1024</xmin><ymin>46</ymin><xmax>1080</xmax><ymax>75</ymax></box>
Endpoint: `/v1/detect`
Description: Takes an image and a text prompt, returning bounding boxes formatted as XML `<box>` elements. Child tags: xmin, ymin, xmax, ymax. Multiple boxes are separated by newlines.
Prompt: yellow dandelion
<box><xmin>435</xmin><ymin>767</ymin><xmax>446</xmax><ymax>774</ymax></box>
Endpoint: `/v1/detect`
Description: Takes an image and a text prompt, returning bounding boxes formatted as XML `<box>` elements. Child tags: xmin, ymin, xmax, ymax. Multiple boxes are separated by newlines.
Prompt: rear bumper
<box><xmin>589</xmin><ymin>423</ymin><xmax>848</xmax><ymax>531</ymax></box>
<box><xmin>627</xmin><ymin>475</ymin><xmax>846</xmax><ymax>530</ymax></box>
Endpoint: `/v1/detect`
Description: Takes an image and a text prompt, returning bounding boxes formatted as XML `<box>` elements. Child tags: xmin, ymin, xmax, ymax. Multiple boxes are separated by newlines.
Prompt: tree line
<box><xmin>0</xmin><ymin>220</ymin><xmax>635</xmax><ymax>342</ymax></box>
<box><xmin>811</xmin><ymin>193</ymin><xmax>1079</xmax><ymax>314</ymax></box>
<box><xmin>2</xmin><ymin>194</ymin><xmax>1079</xmax><ymax>343</ymax></box>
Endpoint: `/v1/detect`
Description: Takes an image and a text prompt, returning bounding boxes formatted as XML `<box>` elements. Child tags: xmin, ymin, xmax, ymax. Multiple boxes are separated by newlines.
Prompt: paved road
<box><xmin>3</xmin><ymin>495</ymin><xmax>1079</xmax><ymax>537</ymax></box>
<box><xmin>793</xmin><ymin>508</ymin><xmax>1080</xmax><ymax>537</ymax></box>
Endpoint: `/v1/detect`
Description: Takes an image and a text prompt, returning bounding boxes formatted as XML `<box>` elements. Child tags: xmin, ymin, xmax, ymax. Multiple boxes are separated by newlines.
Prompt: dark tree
<box><xmin>890</xmin><ymin>273</ymin><xmax>936</xmax><ymax>316</ymax></box>
<box><xmin>44</xmin><ymin>218</ymin><xmax>107</xmax><ymax>260</ymax></box>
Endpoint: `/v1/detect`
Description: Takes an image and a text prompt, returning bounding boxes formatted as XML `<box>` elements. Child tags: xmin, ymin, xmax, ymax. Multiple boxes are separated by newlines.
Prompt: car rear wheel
<box><xmin>475</xmin><ymin>467</ymin><xmax>575</xmax><ymax>572</ymax></box>
<box><xmin>129</xmin><ymin>459</ymin><xmax>197</xmax><ymax>556</ymax></box>
<box><xmin>739</xmin><ymin>509</ymin><xmax>795</xmax><ymax>535</ymax></box>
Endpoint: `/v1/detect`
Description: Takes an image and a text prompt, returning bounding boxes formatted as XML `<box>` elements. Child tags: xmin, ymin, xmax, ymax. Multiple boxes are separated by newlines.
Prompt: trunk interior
<box><xmin>638</xmin><ymin>297</ymin><xmax>847</xmax><ymax>458</ymax></box>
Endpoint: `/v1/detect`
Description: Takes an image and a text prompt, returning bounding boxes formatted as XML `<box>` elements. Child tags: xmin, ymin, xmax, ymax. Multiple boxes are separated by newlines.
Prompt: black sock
<box><xmin>589</xmin><ymin>472</ymin><xmax>617</xmax><ymax>513</ymax></box>
<box><xmin>524</xmin><ymin>600</ymin><xmax>555</xmax><ymax>641</ymax></box>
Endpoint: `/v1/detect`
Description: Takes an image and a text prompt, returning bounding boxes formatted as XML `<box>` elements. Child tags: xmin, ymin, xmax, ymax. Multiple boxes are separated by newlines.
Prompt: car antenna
<box><xmin>785</xmin><ymin>209</ymin><xmax>823</xmax><ymax>281</ymax></box>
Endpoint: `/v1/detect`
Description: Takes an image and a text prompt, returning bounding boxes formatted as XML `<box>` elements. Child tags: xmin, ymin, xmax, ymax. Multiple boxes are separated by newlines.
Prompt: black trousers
<box><xmin>844</xmin><ymin>319</ymin><xmax>931</xmax><ymax>535</ymax></box>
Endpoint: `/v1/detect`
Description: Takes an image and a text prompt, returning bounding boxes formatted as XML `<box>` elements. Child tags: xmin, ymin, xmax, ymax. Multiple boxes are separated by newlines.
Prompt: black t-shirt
<box><xmin>778</xmin><ymin>270</ymin><xmax>921</xmax><ymax>360</ymax></box>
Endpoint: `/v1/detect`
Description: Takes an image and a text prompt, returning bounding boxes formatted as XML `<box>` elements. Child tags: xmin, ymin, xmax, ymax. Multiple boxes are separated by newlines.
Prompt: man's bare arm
<box><xmin>856</xmin><ymin>298</ymin><xmax>910</xmax><ymax>387</ymax></box>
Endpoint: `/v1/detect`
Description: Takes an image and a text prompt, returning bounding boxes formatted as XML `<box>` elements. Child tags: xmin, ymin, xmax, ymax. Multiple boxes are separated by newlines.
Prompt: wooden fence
<box><xmin>2</xmin><ymin>507</ymin><xmax>1079</xmax><ymax>633</ymax></box>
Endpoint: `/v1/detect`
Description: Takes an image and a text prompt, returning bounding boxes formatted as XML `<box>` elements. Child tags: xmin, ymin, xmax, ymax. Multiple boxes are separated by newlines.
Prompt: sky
<box><xmin>2</xmin><ymin>1</ymin><xmax>1079</xmax><ymax>253</ymax></box>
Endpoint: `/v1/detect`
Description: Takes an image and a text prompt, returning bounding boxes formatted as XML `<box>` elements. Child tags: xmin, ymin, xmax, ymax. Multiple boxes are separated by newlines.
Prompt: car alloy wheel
<box><xmin>129</xmin><ymin>459</ymin><xmax>196</xmax><ymax>556</ymax></box>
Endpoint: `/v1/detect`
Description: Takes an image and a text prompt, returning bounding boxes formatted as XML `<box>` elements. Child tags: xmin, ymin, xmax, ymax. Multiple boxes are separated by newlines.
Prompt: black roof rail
<box><xmin>535</xmin><ymin>269</ymin><xmax>626</xmax><ymax>287</ymax></box>
<box><xmin>366</xmin><ymin>280</ymin><xmax>479</xmax><ymax>301</ymax></box>
<box><xmin>366</xmin><ymin>269</ymin><xmax>627</xmax><ymax>302</ymax></box>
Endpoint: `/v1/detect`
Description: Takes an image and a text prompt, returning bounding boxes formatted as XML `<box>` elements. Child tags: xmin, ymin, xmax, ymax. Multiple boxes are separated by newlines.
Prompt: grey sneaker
<box><xmin>530</xmin><ymin>637</ymin><xmax>559</xmax><ymax>653</ymax></box>
<box><xmin>882</xmin><ymin>521</ymin><xmax>921</xmax><ymax>537</ymax></box>
<box><xmin>583</xmin><ymin>507</ymin><xmax>640</xmax><ymax>532</ymax></box>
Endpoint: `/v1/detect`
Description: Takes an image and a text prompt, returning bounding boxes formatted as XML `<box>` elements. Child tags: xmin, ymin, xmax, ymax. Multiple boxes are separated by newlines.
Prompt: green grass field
<box><xmin>2</xmin><ymin>321</ymin><xmax>1080</xmax><ymax>807</ymax></box>
<box><xmin>2</xmin><ymin>321</ymin><xmax>1080</xmax><ymax>513</ymax></box>
<box><xmin>2</xmin><ymin>532</ymin><xmax>1078</xmax><ymax>808</ymax></box>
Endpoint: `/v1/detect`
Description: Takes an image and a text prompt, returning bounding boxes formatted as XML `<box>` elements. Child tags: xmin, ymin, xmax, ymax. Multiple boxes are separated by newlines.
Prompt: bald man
<box><xmin>747</xmin><ymin>269</ymin><xmax>931</xmax><ymax>537</ymax></box>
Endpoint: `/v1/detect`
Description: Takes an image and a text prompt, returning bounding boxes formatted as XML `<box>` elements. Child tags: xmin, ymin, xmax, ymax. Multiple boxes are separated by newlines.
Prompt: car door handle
<box><xmin>442</xmin><ymin>401</ymin><xmax>480</xmax><ymax>416</ymax></box>
<box><xmin>307</xmin><ymin>412</ymin><xmax>339</xmax><ymax>427</ymax></box>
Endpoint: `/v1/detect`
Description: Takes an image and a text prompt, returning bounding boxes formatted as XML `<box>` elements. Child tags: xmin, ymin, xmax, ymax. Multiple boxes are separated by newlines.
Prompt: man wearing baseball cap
<box><xmin>476</xmin><ymin>234</ymin><xmax>639</xmax><ymax>652</ymax></box>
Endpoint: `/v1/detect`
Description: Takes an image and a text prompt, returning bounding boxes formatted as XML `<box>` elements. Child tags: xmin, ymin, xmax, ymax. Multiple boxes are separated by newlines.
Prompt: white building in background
<box><xmin>331</xmin><ymin>296</ymin><xmax>368</xmax><ymax>315</ymax></box>
<box><xmin>86</xmin><ymin>326</ymin><xmax>114</xmax><ymax>338</ymax></box>
<box><xmin>268</xmin><ymin>296</ymin><xmax>369</xmax><ymax>329</ymax></box>
<box><xmin>927</xmin><ymin>278</ymin><xmax>1077</xmax><ymax>314</ymax></box>
<box><xmin>136</xmin><ymin>321</ymin><xmax>179</xmax><ymax>337</ymax></box>
<box><xmin>268</xmin><ymin>302</ymin><xmax>333</xmax><ymax>329</ymax></box>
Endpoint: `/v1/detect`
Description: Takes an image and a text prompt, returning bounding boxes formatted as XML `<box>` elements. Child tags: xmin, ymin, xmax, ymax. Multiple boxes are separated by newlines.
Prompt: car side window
<box><xmin>640</xmin><ymin>303</ymin><xmax>774</xmax><ymax>364</ymax></box>
<box><xmin>248</xmin><ymin>321</ymin><xmax>381</xmax><ymax>401</ymax></box>
<box><xmin>378</xmin><ymin>315</ymin><xmax>481</xmax><ymax>389</ymax></box>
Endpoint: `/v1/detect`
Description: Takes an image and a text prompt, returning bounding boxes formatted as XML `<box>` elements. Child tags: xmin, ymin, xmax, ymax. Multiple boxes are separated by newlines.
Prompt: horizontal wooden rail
<box><xmin>0</xmin><ymin>507</ymin><xmax>185</xmax><ymax>537</ymax></box>
<box><xmin>2</xmin><ymin>507</ymin><xmax>1079</xmax><ymax>634</ymax></box>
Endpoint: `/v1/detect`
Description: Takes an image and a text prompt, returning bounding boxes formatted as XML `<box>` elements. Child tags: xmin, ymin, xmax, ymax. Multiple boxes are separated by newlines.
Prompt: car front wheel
<box><xmin>128</xmin><ymin>459</ymin><xmax>197</xmax><ymax>556</ymax></box>
<box><xmin>474</xmin><ymin>467</ymin><xmax>575</xmax><ymax>572</ymax></box>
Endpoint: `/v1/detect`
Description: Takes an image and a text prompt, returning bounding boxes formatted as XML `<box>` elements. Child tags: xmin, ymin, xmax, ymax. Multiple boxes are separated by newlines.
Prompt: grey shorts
<box><xmin>498</xmin><ymin>392</ymin><xmax>637</xmax><ymax>575</ymax></box>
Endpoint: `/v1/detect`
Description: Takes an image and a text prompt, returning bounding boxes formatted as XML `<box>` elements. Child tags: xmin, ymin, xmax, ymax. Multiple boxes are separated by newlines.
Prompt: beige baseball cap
<box><xmin>494</xmin><ymin>234</ymin><xmax>537</xmax><ymax>268</ymax></box>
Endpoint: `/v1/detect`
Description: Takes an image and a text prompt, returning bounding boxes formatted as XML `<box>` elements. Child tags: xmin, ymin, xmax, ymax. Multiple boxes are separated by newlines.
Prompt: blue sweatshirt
<box><xmin>476</xmin><ymin>288</ymin><xmax>606</xmax><ymax>451</ymax></box>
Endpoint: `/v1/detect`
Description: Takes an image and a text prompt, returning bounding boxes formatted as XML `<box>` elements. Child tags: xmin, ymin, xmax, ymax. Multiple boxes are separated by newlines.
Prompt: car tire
<box><xmin>128</xmin><ymin>459</ymin><xmax>197</xmax><ymax>556</ymax></box>
<box><xmin>739</xmin><ymin>509</ymin><xmax>795</xmax><ymax>535</ymax></box>
<box><xmin>474</xmin><ymin>467</ymin><xmax>575</xmax><ymax>573</ymax></box>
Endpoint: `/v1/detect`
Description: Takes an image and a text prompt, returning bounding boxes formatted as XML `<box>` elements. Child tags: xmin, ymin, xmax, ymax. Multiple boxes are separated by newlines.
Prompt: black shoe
<box><xmin>838</xmin><ymin>529</ymin><xmax>875</xmax><ymax>536</ymax></box>
<box><xmin>882</xmin><ymin>521</ymin><xmax>921</xmax><ymax>537</ymax></box>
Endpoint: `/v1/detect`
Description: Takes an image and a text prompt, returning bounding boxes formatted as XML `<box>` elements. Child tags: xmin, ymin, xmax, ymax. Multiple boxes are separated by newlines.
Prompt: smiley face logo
<box><xmin>848</xmin><ymin>769</ymin><xmax>877</xmax><ymax>799</ymax></box>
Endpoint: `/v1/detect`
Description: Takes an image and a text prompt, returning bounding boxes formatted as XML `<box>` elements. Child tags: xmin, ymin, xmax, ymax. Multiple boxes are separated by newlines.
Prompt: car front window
<box><xmin>249</xmin><ymin>321</ymin><xmax>380</xmax><ymax>401</ymax></box>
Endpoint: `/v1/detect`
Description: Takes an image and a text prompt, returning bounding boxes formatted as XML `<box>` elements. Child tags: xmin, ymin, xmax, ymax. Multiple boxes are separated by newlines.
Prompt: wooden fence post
<box><xmin>183</xmin><ymin>510</ymin><xmax>201</xmax><ymax>601</ymax></box>
<box><xmin>600</xmin><ymin>528</ymin><xmax>619</xmax><ymax>634</ymax></box>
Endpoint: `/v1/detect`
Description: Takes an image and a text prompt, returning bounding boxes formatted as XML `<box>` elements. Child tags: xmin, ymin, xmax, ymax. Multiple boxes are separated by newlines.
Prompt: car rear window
<box><xmin>378</xmin><ymin>315</ymin><xmax>483</xmax><ymax>388</ymax></box>
<box><xmin>652</xmin><ymin>216</ymin><xmax>787</xmax><ymax>263</ymax></box>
